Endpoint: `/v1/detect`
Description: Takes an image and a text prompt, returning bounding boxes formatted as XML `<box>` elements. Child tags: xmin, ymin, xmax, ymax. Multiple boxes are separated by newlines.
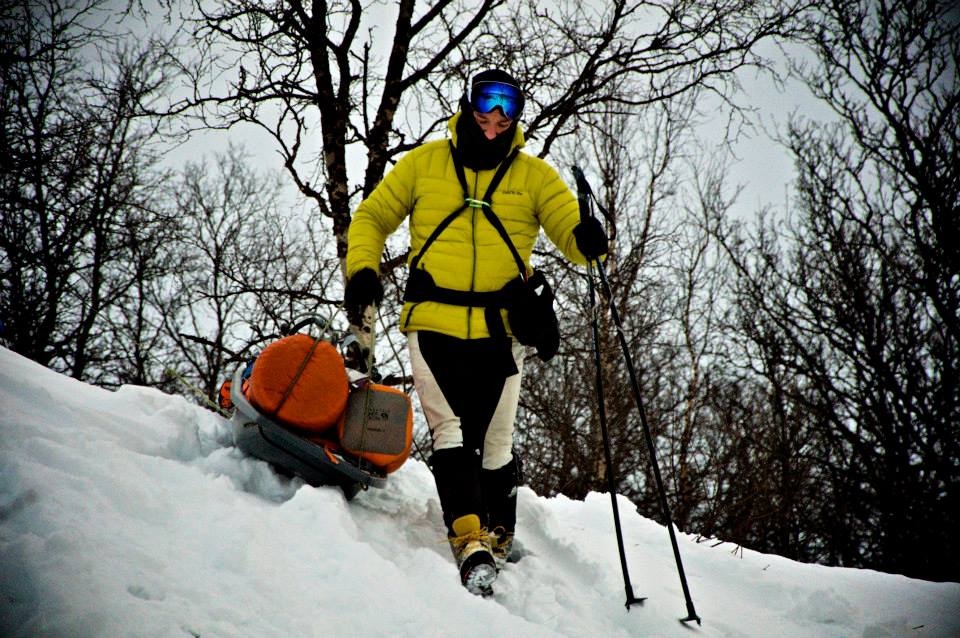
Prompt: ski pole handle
<box><xmin>572</xmin><ymin>165</ymin><xmax>593</xmax><ymax>223</ymax></box>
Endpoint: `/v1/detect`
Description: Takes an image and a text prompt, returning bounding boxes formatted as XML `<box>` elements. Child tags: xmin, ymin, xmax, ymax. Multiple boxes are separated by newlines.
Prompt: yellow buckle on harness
<box><xmin>465</xmin><ymin>197</ymin><xmax>487</xmax><ymax>209</ymax></box>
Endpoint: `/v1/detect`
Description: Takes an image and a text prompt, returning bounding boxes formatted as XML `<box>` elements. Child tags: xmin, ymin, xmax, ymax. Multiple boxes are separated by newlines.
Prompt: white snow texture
<box><xmin>1</xmin><ymin>346</ymin><xmax>957</xmax><ymax>637</ymax></box>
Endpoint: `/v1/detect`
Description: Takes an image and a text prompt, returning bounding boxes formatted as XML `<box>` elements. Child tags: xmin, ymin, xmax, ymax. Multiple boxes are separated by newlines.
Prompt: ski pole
<box><xmin>574</xmin><ymin>167</ymin><xmax>644</xmax><ymax>611</ymax></box>
<box><xmin>572</xmin><ymin>166</ymin><xmax>701</xmax><ymax>625</ymax></box>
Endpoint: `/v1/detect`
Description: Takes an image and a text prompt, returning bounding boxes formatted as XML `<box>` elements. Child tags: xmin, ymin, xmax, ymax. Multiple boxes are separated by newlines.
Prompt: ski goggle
<box><xmin>470</xmin><ymin>80</ymin><xmax>524</xmax><ymax>120</ymax></box>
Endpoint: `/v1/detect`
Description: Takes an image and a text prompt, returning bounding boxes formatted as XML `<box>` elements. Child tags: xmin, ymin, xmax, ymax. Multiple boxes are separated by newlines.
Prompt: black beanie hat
<box><xmin>471</xmin><ymin>69</ymin><xmax>522</xmax><ymax>93</ymax></box>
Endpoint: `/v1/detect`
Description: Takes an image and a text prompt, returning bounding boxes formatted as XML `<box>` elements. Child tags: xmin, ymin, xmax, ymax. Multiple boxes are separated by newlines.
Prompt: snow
<box><xmin>1</xmin><ymin>346</ymin><xmax>957</xmax><ymax>638</ymax></box>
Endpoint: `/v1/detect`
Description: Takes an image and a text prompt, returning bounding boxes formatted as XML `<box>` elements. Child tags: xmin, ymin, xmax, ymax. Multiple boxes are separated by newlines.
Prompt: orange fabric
<box><xmin>246</xmin><ymin>334</ymin><xmax>349</xmax><ymax>432</ymax></box>
<box><xmin>338</xmin><ymin>383</ymin><xmax>413</xmax><ymax>473</ymax></box>
<box><xmin>305</xmin><ymin>412</ymin><xmax>345</xmax><ymax>452</ymax></box>
<box><xmin>217</xmin><ymin>380</ymin><xmax>234</xmax><ymax>410</ymax></box>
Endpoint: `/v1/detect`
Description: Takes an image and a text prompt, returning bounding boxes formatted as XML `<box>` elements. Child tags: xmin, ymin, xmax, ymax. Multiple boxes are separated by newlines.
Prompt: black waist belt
<box><xmin>403</xmin><ymin>268</ymin><xmax>515</xmax><ymax>340</ymax></box>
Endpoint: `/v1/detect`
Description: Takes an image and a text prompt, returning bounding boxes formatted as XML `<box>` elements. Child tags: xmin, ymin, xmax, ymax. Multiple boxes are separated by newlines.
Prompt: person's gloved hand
<box><xmin>573</xmin><ymin>217</ymin><xmax>609</xmax><ymax>260</ymax></box>
<box><xmin>344</xmin><ymin>268</ymin><xmax>383</xmax><ymax>324</ymax></box>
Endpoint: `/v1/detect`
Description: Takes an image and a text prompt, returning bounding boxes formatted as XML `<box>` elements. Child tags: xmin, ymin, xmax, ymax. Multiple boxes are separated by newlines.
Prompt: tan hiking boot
<box><xmin>449</xmin><ymin>514</ymin><xmax>497</xmax><ymax>596</ymax></box>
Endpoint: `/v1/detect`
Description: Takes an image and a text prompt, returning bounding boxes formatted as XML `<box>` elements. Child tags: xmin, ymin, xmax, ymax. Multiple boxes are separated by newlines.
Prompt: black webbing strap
<box><xmin>448</xmin><ymin>141</ymin><xmax>526</xmax><ymax>278</ymax></box>
<box><xmin>409</xmin><ymin>202</ymin><xmax>469</xmax><ymax>271</ymax></box>
<box><xmin>449</xmin><ymin>142</ymin><xmax>520</xmax><ymax>208</ymax></box>
<box><xmin>409</xmin><ymin>143</ymin><xmax>521</xmax><ymax>271</ymax></box>
<box><xmin>479</xmin><ymin>206</ymin><xmax>526</xmax><ymax>280</ymax></box>
<box><xmin>405</xmin><ymin>274</ymin><xmax>505</xmax><ymax>307</ymax></box>
<box><xmin>404</xmin><ymin>143</ymin><xmax>526</xmax><ymax>339</ymax></box>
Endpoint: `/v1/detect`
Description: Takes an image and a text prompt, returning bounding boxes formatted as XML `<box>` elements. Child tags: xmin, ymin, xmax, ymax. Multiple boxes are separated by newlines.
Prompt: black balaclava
<box><xmin>455</xmin><ymin>69</ymin><xmax>522</xmax><ymax>171</ymax></box>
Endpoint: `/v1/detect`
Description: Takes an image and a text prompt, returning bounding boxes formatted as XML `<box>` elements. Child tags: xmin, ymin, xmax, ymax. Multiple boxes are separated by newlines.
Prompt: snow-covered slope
<box><xmin>1</xmin><ymin>346</ymin><xmax>957</xmax><ymax>637</ymax></box>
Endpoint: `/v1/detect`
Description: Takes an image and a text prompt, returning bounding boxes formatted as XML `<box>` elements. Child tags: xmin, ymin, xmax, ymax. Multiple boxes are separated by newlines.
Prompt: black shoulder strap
<box><xmin>410</xmin><ymin>143</ymin><xmax>521</xmax><ymax>272</ymax></box>
<box><xmin>410</xmin><ymin>202</ymin><xmax>469</xmax><ymax>270</ymax></box>
<box><xmin>449</xmin><ymin>141</ymin><xmax>520</xmax><ymax>206</ymax></box>
<box><xmin>449</xmin><ymin>142</ymin><xmax>526</xmax><ymax>277</ymax></box>
<box><xmin>479</xmin><ymin>206</ymin><xmax>526</xmax><ymax>277</ymax></box>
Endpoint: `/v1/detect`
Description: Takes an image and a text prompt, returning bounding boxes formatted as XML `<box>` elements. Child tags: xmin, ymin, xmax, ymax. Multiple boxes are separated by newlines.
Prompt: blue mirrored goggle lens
<box><xmin>471</xmin><ymin>81</ymin><xmax>523</xmax><ymax>119</ymax></box>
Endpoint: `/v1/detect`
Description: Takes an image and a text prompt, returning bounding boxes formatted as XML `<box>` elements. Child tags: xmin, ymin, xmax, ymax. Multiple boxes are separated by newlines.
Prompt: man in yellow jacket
<box><xmin>344</xmin><ymin>69</ymin><xmax>608</xmax><ymax>596</ymax></box>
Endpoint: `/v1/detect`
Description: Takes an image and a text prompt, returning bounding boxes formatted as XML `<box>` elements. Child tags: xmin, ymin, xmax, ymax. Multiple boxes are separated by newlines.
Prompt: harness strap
<box><xmin>404</xmin><ymin>268</ymin><xmax>512</xmax><ymax>340</ymax></box>
<box><xmin>450</xmin><ymin>141</ymin><xmax>520</xmax><ymax>207</ymax></box>
<box><xmin>405</xmin><ymin>275</ymin><xmax>507</xmax><ymax>307</ymax></box>
<box><xmin>404</xmin><ymin>142</ymin><xmax>526</xmax><ymax>339</ymax></box>
<box><xmin>409</xmin><ymin>203</ymin><xmax>469</xmax><ymax>271</ymax></box>
<box><xmin>449</xmin><ymin>141</ymin><xmax>526</xmax><ymax>278</ymax></box>
<box><xmin>409</xmin><ymin>142</ymin><xmax>520</xmax><ymax>271</ymax></box>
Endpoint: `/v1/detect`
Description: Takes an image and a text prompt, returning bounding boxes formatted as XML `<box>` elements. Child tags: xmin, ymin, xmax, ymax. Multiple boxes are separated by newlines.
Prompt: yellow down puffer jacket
<box><xmin>346</xmin><ymin>112</ymin><xmax>588</xmax><ymax>339</ymax></box>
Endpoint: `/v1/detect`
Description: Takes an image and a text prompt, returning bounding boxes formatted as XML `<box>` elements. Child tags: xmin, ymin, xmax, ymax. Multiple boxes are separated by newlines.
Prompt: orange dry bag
<box><xmin>245</xmin><ymin>334</ymin><xmax>349</xmax><ymax>432</ymax></box>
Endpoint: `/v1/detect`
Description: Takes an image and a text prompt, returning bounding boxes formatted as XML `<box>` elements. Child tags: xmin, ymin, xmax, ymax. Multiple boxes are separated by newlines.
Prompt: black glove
<box><xmin>573</xmin><ymin>217</ymin><xmax>609</xmax><ymax>260</ymax></box>
<box><xmin>344</xmin><ymin>268</ymin><xmax>383</xmax><ymax>323</ymax></box>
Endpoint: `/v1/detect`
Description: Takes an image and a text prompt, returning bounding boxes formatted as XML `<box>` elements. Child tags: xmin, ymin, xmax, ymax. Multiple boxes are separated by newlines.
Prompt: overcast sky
<box><xmin>155</xmin><ymin>4</ymin><xmax>832</xmax><ymax>229</ymax></box>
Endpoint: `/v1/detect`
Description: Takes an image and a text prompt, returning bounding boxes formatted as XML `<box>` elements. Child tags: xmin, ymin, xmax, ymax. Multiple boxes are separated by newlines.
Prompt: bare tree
<box><xmin>169</xmin><ymin>0</ymin><xmax>807</xmax><ymax>263</ymax></box>
<box><xmin>712</xmin><ymin>0</ymin><xmax>959</xmax><ymax>580</ymax></box>
<box><xmin>146</xmin><ymin>0</ymin><xmax>808</xmax><ymax>418</ymax></box>
<box><xmin>150</xmin><ymin>0</ymin><xmax>830</xmax><ymax>547</ymax></box>
<box><xmin>516</xmin><ymin>90</ymin><xmax>698</xmax><ymax>504</ymax></box>
<box><xmin>0</xmin><ymin>0</ymin><xmax>175</xmax><ymax>379</ymax></box>
<box><xmin>157</xmin><ymin>146</ymin><xmax>342</xmax><ymax>400</ymax></box>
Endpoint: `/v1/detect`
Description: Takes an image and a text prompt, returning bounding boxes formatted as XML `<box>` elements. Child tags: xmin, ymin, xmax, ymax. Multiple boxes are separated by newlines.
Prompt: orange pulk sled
<box><xmin>221</xmin><ymin>316</ymin><xmax>413</xmax><ymax>499</ymax></box>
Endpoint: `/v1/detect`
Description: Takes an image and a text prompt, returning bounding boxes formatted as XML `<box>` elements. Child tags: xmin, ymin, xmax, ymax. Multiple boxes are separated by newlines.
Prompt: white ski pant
<box><xmin>408</xmin><ymin>331</ymin><xmax>524</xmax><ymax>470</ymax></box>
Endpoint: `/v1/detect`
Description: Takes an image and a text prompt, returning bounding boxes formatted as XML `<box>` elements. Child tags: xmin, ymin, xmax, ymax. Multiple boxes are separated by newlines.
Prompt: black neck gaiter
<box><xmin>455</xmin><ymin>98</ymin><xmax>517</xmax><ymax>171</ymax></box>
